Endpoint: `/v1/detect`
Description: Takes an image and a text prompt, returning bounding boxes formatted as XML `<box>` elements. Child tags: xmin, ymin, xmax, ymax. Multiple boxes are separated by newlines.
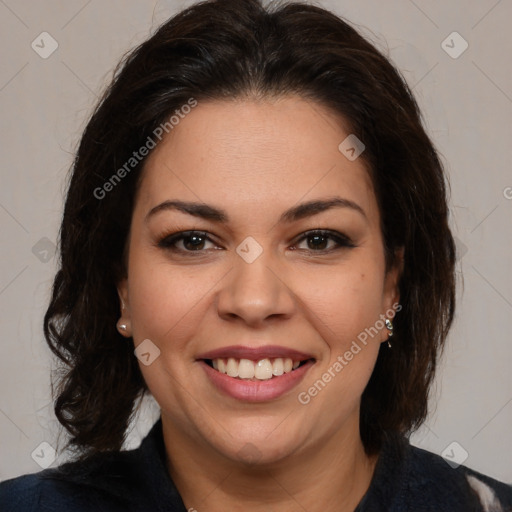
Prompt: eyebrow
<box><xmin>145</xmin><ymin>196</ymin><xmax>367</xmax><ymax>224</ymax></box>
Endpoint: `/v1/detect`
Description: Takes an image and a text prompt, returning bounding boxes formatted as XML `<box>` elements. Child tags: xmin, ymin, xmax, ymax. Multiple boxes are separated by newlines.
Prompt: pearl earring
<box><xmin>117</xmin><ymin>319</ymin><xmax>129</xmax><ymax>334</ymax></box>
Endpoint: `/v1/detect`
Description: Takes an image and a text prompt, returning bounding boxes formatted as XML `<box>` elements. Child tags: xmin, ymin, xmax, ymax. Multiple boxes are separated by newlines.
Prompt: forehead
<box><xmin>136</xmin><ymin>96</ymin><xmax>378</xmax><ymax>226</ymax></box>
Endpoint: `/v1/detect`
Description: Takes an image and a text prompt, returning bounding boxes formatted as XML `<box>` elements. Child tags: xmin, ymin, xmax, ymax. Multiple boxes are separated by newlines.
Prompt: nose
<box><xmin>216</xmin><ymin>247</ymin><xmax>296</xmax><ymax>327</ymax></box>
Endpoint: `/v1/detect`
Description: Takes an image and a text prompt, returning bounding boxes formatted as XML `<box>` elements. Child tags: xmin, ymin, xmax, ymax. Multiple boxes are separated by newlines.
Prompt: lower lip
<box><xmin>199</xmin><ymin>359</ymin><xmax>315</xmax><ymax>402</ymax></box>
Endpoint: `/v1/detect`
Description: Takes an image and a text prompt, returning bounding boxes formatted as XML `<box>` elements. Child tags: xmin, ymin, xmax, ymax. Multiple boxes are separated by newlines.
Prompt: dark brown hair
<box><xmin>44</xmin><ymin>0</ymin><xmax>455</xmax><ymax>459</ymax></box>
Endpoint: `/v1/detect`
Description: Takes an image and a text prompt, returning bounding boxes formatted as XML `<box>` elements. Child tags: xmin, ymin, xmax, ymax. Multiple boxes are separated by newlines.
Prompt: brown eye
<box><xmin>158</xmin><ymin>231</ymin><xmax>218</xmax><ymax>253</ymax></box>
<box><xmin>294</xmin><ymin>230</ymin><xmax>355</xmax><ymax>253</ymax></box>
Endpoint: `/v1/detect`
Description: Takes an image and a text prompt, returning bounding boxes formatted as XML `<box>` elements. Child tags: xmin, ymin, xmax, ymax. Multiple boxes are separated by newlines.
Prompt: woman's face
<box><xmin>118</xmin><ymin>96</ymin><xmax>401</xmax><ymax>465</ymax></box>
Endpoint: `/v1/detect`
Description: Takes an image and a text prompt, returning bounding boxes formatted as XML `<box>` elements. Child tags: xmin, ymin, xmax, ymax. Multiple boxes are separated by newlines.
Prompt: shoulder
<box><xmin>0</xmin><ymin>473</ymin><xmax>43</xmax><ymax>511</ymax></box>
<box><xmin>0</xmin><ymin>449</ymin><xmax>142</xmax><ymax>512</ymax></box>
<box><xmin>403</xmin><ymin>441</ymin><xmax>512</xmax><ymax>511</ymax></box>
<box><xmin>0</xmin><ymin>419</ymin><xmax>186</xmax><ymax>512</ymax></box>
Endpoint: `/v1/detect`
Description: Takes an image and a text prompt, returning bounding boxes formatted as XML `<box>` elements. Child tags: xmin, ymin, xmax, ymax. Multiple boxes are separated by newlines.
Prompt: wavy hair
<box><xmin>44</xmin><ymin>0</ymin><xmax>456</xmax><ymax>459</ymax></box>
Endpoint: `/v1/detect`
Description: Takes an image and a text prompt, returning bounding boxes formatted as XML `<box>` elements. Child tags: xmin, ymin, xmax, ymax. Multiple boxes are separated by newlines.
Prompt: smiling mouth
<box><xmin>203</xmin><ymin>357</ymin><xmax>314</xmax><ymax>381</ymax></box>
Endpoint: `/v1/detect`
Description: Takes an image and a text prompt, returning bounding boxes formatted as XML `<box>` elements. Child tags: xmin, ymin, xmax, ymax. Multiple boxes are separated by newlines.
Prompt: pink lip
<box><xmin>196</xmin><ymin>345</ymin><xmax>313</xmax><ymax>362</ymax></box>
<box><xmin>199</xmin><ymin>359</ymin><xmax>315</xmax><ymax>402</ymax></box>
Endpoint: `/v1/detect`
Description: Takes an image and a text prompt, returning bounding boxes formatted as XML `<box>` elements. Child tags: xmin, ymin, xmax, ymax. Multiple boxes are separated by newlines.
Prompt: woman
<box><xmin>1</xmin><ymin>0</ymin><xmax>510</xmax><ymax>510</ymax></box>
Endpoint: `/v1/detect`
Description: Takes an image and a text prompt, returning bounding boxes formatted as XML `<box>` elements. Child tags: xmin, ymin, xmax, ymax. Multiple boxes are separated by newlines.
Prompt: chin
<box><xmin>209</xmin><ymin>424</ymin><xmax>305</xmax><ymax>467</ymax></box>
<box><xmin>228</xmin><ymin>440</ymin><xmax>298</xmax><ymax>467</ymax></box>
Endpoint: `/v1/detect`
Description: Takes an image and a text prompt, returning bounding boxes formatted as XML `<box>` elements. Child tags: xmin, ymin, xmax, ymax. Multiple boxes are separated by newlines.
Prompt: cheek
<box><xmin>126</xmin><ymin>249</ymin><xmax>207</xmax><ymax>343</ymax></box>
<box><xmin>304</xmin><ymin>264</ymin><xmax>385</xmax><ymax>344</ymax></box>
<box><xmin>301</xmin><ymin>267</ymin><xmax>384</xmax><ymax>412</ymax></box>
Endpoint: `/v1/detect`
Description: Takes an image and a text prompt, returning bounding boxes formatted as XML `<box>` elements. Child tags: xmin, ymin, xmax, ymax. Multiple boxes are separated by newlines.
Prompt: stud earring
<box><xmin>117</xmin><ymin>319</ymin><xmax>129</xmax><ymax>335</ymax></box>
<box><xmin>385</xmin><ymin>318</ymin><xmax>393</xmax><ymax>348</ymax></box>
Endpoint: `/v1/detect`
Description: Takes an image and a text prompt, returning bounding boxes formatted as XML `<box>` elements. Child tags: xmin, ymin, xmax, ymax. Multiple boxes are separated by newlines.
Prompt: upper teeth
<box><xmin>212</xmin><ymin>357</ymin><xmax>301</xmax><ymax>380</ymax></box>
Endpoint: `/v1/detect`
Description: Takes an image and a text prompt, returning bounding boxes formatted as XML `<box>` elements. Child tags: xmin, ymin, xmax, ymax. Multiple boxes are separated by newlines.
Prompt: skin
<box><xmin>117</xmin><ymin>96</ymin><xmax>402</xmax><ymax>512</ymax></box>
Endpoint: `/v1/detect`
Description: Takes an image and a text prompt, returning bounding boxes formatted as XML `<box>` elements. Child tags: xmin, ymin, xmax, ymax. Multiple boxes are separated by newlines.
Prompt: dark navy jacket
<box><xmin>1</xmin><ymin>418</ymin><xmax>511</xmax><ymax>511</ymax></box>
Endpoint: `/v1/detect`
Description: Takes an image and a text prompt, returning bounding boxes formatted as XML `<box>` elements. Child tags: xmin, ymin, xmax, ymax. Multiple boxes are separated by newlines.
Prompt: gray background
<box><xmin>1</xmin><ymin>0</ymin><xmax>511</xmax><ymax>483</ymax></box>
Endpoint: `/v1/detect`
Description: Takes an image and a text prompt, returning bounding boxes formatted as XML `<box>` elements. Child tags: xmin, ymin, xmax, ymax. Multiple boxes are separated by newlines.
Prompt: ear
<box><xmin>116</xmin><ymin>278</ymin><xmax>132</xmax><ymax>337</ymax></box>
<box><xmin>382</xmin><ymin>246</ymin><xmax>404</xmax><ymax>314</ymax></box>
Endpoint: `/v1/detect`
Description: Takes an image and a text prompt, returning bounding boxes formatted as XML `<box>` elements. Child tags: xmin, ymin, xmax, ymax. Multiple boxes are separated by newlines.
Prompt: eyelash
<box><xmin>157</xmin><ymin>229</ymin><xmax>355</xmax><ymax>255</ymax></box>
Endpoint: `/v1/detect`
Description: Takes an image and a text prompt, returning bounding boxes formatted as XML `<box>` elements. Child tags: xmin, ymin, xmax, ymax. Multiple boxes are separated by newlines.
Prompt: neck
<box><xmin>162</xmin><ymin>415</ymin><xmax>379</xmax><ymax>512</ymax></box>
